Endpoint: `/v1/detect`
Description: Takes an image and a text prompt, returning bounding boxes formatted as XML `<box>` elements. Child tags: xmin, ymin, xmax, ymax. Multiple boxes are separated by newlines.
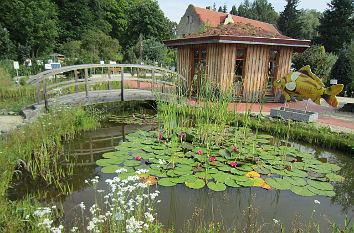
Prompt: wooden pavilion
<box><xmin>164</xmin><ymin>5</ymin><xmax>311</xmax><ymax>102</ymax></box>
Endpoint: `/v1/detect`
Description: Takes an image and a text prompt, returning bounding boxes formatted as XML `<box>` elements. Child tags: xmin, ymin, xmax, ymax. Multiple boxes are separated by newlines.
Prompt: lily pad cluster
<box><xmin>96</xmin><ymin>129</ymin><xmax>344</xmax><ymax>196</ymax></box>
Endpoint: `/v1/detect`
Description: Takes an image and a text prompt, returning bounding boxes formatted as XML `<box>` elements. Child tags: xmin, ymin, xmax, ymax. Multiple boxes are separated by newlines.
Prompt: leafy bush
<box><xmin>331</xmin><ymin>41</ymin><xmax>354</xmax><ymax>92</ymax></box>
<box><xmin>292</xmin><ymin>45</ymin><xmax>337</xmax><ymax>83</ymax></box>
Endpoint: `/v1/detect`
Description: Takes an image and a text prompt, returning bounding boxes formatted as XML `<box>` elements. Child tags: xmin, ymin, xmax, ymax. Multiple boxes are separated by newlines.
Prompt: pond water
<box><xmin>8</xmin><ymin>115</ymin><xmax>354</xmax><ymax>232</ymax></box>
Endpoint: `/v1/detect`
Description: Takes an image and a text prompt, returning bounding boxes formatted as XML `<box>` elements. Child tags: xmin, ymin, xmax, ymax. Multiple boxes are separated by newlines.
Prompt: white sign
<box><xmin>109</xmin><ymin>61</ymin><xmax>117</xmax><ymax>65</ymax></box>
<box><xmin>45</xmin><ymin>64</ymin><xmax>52</xmax><ymax>70</ymax></box>
<box><xmin>100</xmin><ymin>60</ymin><xmax>105</xmax><ymax>65</ymax></box>
<box><xmin>13</xmin><ymin>61</ymin><xmax>19</xmax><ymax>70</ymax></box>
<box><xmin>330</xmin><ymin>79</ymin><xmax>338</xmax><ymax>85</ymax></box>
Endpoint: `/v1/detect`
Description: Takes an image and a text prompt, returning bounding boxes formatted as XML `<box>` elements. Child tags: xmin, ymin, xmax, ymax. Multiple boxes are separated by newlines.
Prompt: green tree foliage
<box><xmin>298</xmin><ymin>9</ymin><xmax>321</xmax><ymax>40</ymax></box>
<box><xmin>0</xmin><ymin>0</ymin><xmax>59</xmax><ymax>59</ymax></box>
<box><xmin>60</xmin><ymin>30</ymin><xmax>121</xmax><ymax>64</ymax></box>
<box><xmin>238</xmin><ymin>0</ymin><xmax>278</xmax><ymax>24</ymax></box>
<box><xmin>218</xmin><ymin>6</ymin><xmax>223</xmax><ymax>12</ymax></box>
<box><xmin>122</xmin><ymin>0</ymin><xmax>173</xmax><ymax>48</ymax></box>
<box><xmin>238</xmin><ymin>0</ymin><xmax>252</xmax><ymax>18</ymax></box>
<box><xmin>331</xmin><ymin>41</ymin><xmax>354</xmax><ymax>91</ymax></box>
<box><xmin>230</xmin><ymin>5</ymin><xmax>238</xmax><ymax>15</ymax></box>
<box><xmin>223</xmin><ymin>5</ymin><xmax>228</xmax><ymax>13</ymax></box>
<box><xmin>292</xmin><ymin>45</ymin><xmax>338</xmax><ymax>83</ymax></box>
<box><xmin>278</xmin><ymin>0</ymin><xmax>302</xmax><ymax>38</ymax></box>
<box><xmin>0</xmin><ymin>24</ymin><xmax>15</xmax><ymax>60</ymax></box>
<box><xmin>317</xmin><ymin>0</ymin><xmax>354</xmax><ymax>53</ymax></box>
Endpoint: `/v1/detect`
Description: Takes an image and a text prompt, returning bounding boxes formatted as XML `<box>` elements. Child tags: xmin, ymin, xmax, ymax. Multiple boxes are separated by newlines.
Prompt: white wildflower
<box><xmin>79</xmin><ymin>202</ymin><xmax>85</xmax><ymax>210</ymax></box>
<box><xmin>314</xmin><ymin>200</ymin><xmax>320</xmax><ymax>205</ymax></box>
<box><xmin>70</xmin><ymin>227</ymin><xmax>78</xmax><ymax>232</ymax></box>
<box><xmin>144</xmin><ymin>212</ymin><xmax>155</xmax><ymax>223</ymax></box>
<box><xmin>273</xmin><ymin>219</ymin><xmax>279</xmax><ymax>225</ymax></box>
<box><xmin>126</xmin><ymin>216</ymin><xmax>144</xmax><ymax>233</ymax></box>
<box><xmin>115</xmin><ymin>212</ymin><xmax>125</xmax><ymax>221</ymax></box>
<box><xmin>87</xmin><ymin>221</ymin><xmax>95</xmax><ymax>231</ymax></box>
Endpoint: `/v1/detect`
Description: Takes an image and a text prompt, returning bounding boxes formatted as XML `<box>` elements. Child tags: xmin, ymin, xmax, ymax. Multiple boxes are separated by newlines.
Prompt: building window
<box><xmin>267</xmin><ymin>50</ymin><xmax>279</xmax><ymax>95</ymax></box>
<box><xmin>234</xmin><ymin>48</ymin><xmax>246</xmax><ymax>97</ymax></box>
<box><xmin>191</xmin><ymin>47</ymin><xmax>207</xmax><ymax>96</ymax></box>
<box><xmin>187</xmin><ymin>16</ymin><xmax>193</xmax><ymax>24</ymax></box>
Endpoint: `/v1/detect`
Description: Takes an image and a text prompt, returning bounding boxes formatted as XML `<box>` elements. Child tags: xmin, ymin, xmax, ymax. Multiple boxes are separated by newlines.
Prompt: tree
<box><xmin>238</xmin><ymin>0</ymin><xmax>278</xmax><ymax>24</ymax></box>
<box><xmin>278</xmin><ymin>0</ymin><xmax>302</xmax><ymax>38</ymax></box>
<box><xmin>122</xmin><ymin>0</ymin><xmax>174</xmax><ymax>48</ymax></box>
<box><xmin>230</xmin><ymin>5</ymin><xmax>238</xmax><ymax>15</ymax></box>
<box><xmin>223</xmin><ymin>5</ymin><xmax>228</xmax><ymax>13</ymax></box>
<box><xmin>218</xmin><ymin>6</ymin><xmax>223</xmax><ymax>12</ymax></box>
<box><xmin>0</xmin><ymin>0</ymin><xmax>59</xmax><ymax>59</ymax></box>
<box><xmin>250</xmin><ymin>0</ymin><xmax>279</xmax><ymax>24</ymax></box>
<box><xmin>0</xmin><ymin>23</ymin><xmax>15</xmax><ymax>60</ymax></box>
<box><xmin>292</xmin><ymin>45</ymin><xmax>338</xmax><ymax>83</ymax></box>
<box><xmin>238</xmin><ymin>0</ymin><xmax>252</xmax><ymax>18</ymax></box>
<box><xmin>213</xmin><ymin>3</ymin><xmax>217</xmax><ymax>11</ymax></box>
<box><xmin>317</xmin><ymin>0</ymin><xmax>354</xmax><ymax>53</ymax></box>
<box><xmin>331</xmin><ymin>41</ymin><xmax>354</xmax><ymax>91</ymax></box>
<box><xmin>298</xmin><ymin>9</ymin><xmax>321</xmax><ymax>40</ymax></box>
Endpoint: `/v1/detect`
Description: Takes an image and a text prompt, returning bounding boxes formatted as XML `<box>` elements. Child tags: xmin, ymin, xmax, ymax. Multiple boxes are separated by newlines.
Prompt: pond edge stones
<box><xmin>270</xmin><ymin>107</ymin><xmax>318</xmax><ymax>122</ymax></box>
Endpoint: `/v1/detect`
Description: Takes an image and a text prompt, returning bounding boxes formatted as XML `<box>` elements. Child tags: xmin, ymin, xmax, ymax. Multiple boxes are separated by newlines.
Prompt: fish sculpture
<box><xmin>273</xmin><ymin>65</ymin><xmax>344</xmax><ymax>107</ymax></box>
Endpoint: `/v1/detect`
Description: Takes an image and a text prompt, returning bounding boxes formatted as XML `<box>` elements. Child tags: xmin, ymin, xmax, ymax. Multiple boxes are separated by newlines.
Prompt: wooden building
<box><xmin>164</xmin><ymin>5</ymin><xmax>311</xmax><ymax>102</ymax></box>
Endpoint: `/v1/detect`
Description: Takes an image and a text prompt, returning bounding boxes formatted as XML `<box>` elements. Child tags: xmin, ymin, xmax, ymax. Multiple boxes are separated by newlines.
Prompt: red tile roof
<box><xmin>192</xmin><ymin>6</ymin><xmax>285</xmax><ymax>39</ymax></box>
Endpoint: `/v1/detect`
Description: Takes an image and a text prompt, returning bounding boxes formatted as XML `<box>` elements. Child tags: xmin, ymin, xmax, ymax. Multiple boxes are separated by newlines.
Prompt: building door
<box><xmin>234</xmin><ymin>48</ymin><xmax>246</xmax><ymax>98</ymax></box>
<box><xmin>191</xmin><ymin>47</ymin><xmax>207</xmax><ymax>97</ymax></box>
<box><xmin>266</xmin><ymin>50</ymin><xmax>279</xmax><ymax>95</ymax></box>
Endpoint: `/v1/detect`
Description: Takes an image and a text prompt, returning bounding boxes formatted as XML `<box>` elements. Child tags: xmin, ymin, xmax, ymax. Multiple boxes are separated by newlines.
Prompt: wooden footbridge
<box><xmin>26</xmin><ymin>64</ymin><xmax>186</xmax><ymax>113</ymax></box>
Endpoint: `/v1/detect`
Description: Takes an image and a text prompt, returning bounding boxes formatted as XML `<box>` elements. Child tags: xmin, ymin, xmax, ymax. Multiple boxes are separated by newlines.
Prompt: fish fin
<box><xmin>299</xmin><ymin>66</ymin><xmax>324</xmax><ymax>87</ymax></box>
<box><xmin>322</xmin><ymin>84</ymin><xmax>344</xmax><ymax>107</ymax></box>
<box><xmin>313</xmin><ymin>98</ymin><xmax>321</xmax><ymax>105</ymax></box>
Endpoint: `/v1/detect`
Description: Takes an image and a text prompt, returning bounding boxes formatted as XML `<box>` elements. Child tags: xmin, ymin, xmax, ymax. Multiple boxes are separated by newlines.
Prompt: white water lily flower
<box><xmin>273</xmin><ymin>219</ymin><xmax>279</xmax><ymax>224</ymax></box>
<box><xmin>136</xmin><ymin>169</ymin><xmax>149</xmax><ymax>174</ymax></box>
<box><xmin>314</xmin><ymin>200</ymin><xmax>320</xmax><ymax>204</ymax></box>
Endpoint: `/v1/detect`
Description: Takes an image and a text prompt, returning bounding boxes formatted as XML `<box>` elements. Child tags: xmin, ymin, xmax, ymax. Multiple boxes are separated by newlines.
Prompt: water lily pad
<box><xmin>307</xmin><ymin>186</ymin><xmax>336</xmax><ymax>197</ymax></box>
<box><xmin>326</xmin><ymin>173</ymin><xmax>344</xmax><ymax>182</ymax></box>
<box><xmin>283</xmin><ymin>177</ymin><xmax>307</xmax><ymax>186</ymax></box>
<box><xmin>225</xmin><ymin>179</ymin><xmax>240</xmax><ymax>187</ymax></box>
<box><xmin>101</xmin><ymin>165</ymin><xmax>121</xmax><ymax>174</ymax></box>
<box><xmin>307</xmin><ymin>180</ymin><xmax>334</xmax><ymax>191</ymax></box>
<box><xmin>158</xmin><ymin>178</ymin><xmax>176</xmax><ymax>187</ymax></box>
<box><xmin>185</xmin><ymin>179</ymin><xmax>205</xmax><ymax>189</ymax></box>
<box><xmin>207</xmin><ymin>182</ymin><xmax>226</xmax><ymax>191</ymax></box>
<box><xmin>124</xmin><ymin>160</ymin><xmax>141</xmax><ymax>167</ymax></box>
<box><xmin>291</xmin><ymin>186</ymin><xmax>315</xmax><ymax>196</ymax></box>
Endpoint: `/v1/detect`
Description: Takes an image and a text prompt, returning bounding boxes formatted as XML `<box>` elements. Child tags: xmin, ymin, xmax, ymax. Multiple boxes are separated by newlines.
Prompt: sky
<box><xmin>157</xmin><ymin>0</ymin><xmax>329</xmax><ymax>22</ymax></box>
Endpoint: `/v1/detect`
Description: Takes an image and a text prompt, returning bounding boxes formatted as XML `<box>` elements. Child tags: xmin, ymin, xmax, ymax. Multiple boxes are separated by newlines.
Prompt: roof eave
<box><xmin>164</xmin><ymin>35</ymin><xmax>311</xmax><ymax>49</ymax></box>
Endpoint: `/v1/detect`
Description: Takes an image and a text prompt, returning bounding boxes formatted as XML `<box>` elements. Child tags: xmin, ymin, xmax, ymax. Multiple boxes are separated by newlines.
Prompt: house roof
<box><xmin>193</xmin><ymin>6</ymin><xmax>282</xmax><ymax>36</ymax></box>
<box><xmin>165</xmin><ymin>5</ymin><xmax>310</xmax><ymax>49</ymax></box>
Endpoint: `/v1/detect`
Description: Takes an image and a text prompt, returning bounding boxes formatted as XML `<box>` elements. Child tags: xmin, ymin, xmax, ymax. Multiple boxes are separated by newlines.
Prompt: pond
<box><xmin>8</xmin><ymin>110</ymin><xmax>354</xmax><ymax>232</ymax></box>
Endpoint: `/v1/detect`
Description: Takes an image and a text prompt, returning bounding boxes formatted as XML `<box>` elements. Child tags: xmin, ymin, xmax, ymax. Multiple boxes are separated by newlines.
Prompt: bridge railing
<box><xmin>28</xmin><ymin>64</ymin><xmax>187</xmax><ymax>108</ymax></box>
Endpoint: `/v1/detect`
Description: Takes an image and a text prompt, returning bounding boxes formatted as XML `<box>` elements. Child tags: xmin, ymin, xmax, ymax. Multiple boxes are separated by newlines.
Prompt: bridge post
<box><xmin>85</xmin><ymin>68</ymin><xmax>89</xmax><ymax>97</ymax></box>
<box><xmin>43</xmin><ymin>79</ymin><xmax>49</xmax><ymax>111</ymax></box>
<box><xmin>36</xmin><ymin>81</ymin><xmax>41</xmax><ymax>104</ymax></box>
<box><xmin>74</xmin><ymin>70</ymin><xmax>78</xmax><ymax>93</ymax></box>
<box><xmin>121</xmin><ymin>67</ymin><xmax>124</xmax><ymax>101</ymax></box>
<box><xmin>108</xmin><ymin>67</ymin><xmax>112</xmax><ymax>90</ymax></box>
<box><xmin>151</xmin><ymin>69</ymin><xmax>155</xmax><ymax>91</ymax></box>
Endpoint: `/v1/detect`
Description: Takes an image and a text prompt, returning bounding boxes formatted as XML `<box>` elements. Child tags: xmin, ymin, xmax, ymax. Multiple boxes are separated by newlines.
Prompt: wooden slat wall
<box><xmin>177</xmin><ymin>44</ymin><xmax>293</xmax><ymax>102</ymax></box>
<box><xmin>274</xmin><ymin>47</ymin><xmax>293</xmax><ymax>101</ymax></box>
<box><xmin>276</xmin><ymin>47</ymin><xmax>293</xmax><ymax>80</ymax></box>
<box><xmin>243</xmin><ymin>45</ymin><xmax>269</xmax><ymax>102</ymax></box>
<box><xmin>206</xmin><ymin>44</ymin><xmax>236</xmax><ymax>91</ymax></box>
<box><xmin>177</xmin><ymin>47</ymin><xmax>192</xmax><ymax>91</ymax></box>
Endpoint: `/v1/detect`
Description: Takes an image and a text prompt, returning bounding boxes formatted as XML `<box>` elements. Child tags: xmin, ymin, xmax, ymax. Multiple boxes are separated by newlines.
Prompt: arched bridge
<box><xmin>25</xmin><ymin>64</ymin><xmax>186</xmax><ymax>115</ymax></box>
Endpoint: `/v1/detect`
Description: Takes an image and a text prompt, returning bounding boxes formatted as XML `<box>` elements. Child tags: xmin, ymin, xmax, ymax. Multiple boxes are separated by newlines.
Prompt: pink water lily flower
<box><xmin>229</xmin><ymin>161</ymin><xmax>237</xmax><ymax>167</ymax></box>
<box><xmin>134</xmin><ymin>156</ymin><xmax>142</xmax><ymax>161</ymax></box>
<box><xmin>197</xmin><ymin>150</ymin><xmax>203</xmax><ymax>155</ymax></box>
<box><xmin>159</xmin><ymin>132</ymin><xmax>163</xmax><ymax>140</ymax></box>
<box><xmin>209</xmin><ymin>156</ymin><xmax>216</xmax><ymax>162</ymax></box>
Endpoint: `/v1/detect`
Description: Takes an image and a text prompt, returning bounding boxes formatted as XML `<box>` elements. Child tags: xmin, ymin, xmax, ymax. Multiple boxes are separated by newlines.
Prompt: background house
<box><xmin>165</xmin><ymin>5</ymin><xmax>311</xmax><ymax>102</ymax></box>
